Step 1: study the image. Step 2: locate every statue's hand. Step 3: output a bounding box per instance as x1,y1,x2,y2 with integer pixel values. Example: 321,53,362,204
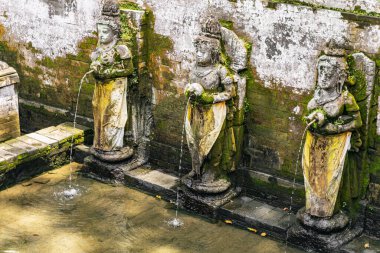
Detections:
198,92,214,104
185,83,204,102
320,123,338,134
306,111,325,127
90,61,102,73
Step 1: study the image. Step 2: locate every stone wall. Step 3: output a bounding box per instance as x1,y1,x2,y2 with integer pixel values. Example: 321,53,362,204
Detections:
0,0,380,208
0,63,20,142
144,0,380,207
0,0,101,129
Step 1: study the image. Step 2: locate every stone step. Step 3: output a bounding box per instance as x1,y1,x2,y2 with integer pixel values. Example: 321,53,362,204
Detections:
341,235,380,253
0,122,89,188
125,166,179,201
219,196,295,240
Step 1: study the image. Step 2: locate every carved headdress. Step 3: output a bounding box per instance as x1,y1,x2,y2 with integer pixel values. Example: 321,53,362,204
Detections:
97,0,121,35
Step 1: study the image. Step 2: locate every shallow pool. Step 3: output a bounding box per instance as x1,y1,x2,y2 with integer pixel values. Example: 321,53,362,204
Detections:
0,163,304,253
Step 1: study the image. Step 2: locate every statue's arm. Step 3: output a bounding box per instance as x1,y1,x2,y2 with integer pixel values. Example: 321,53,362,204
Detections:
211,65,235,103
319,92,362,134
338,93,362,132
98,45,133,78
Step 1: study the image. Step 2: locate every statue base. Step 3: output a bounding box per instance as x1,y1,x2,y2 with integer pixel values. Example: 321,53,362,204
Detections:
178,185,241,218
182,176,231,194
287,208,363,252
82,155,126,183
90,146,134,163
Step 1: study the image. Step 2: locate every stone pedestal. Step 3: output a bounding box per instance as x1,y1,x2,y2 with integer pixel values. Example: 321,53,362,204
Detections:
83,155,127,183
0,61,20,142
179,186,240,218
287,208,364,252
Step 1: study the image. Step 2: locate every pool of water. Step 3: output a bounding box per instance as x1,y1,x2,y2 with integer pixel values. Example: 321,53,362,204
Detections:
0,163,304,253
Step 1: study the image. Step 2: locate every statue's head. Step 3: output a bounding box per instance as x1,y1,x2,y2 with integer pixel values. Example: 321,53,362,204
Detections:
194,36,220,66
317,55,347,93
194,15,221,66
97,0,120,45
97,18,119,45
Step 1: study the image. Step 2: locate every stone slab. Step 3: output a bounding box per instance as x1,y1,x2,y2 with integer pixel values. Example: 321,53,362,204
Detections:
0,122,86,181
179,186,241,219
341,235,380,253
125,167,179,201
27,132,58,146
83,155,178,201
128,169,178,189
0,143,26,157
36,127,73,143
219,196,295,239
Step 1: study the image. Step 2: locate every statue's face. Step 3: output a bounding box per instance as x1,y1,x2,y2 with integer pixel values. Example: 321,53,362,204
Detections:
97,24,115,45
195,42,212,66
317,60,339,90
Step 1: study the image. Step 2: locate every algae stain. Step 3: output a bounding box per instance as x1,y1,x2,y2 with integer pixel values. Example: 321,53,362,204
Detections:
0,24,97,118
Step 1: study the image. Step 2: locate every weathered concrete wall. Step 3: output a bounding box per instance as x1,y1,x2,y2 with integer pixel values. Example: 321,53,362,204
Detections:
0,0,380,208
0,0,101,57
0,0,101,125
301,0,380,13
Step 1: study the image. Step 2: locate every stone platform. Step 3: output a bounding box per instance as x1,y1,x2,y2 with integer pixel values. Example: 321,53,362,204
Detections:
0,122,89,189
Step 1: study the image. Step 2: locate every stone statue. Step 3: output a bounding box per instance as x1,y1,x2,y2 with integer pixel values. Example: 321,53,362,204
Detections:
89,0,134,162
182,16,238,194
288,53,366,251
303,55,362,218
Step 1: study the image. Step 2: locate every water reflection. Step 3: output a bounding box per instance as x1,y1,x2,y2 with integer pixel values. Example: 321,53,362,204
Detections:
0,163,303,253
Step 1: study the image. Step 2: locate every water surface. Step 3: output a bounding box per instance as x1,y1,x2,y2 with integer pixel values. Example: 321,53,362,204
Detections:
0,163,303,253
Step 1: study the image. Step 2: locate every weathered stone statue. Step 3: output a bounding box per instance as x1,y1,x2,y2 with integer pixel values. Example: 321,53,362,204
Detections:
89,0,134,162
303,55,362,218
181,16,248,206
289,52,369,251
182,17,236,194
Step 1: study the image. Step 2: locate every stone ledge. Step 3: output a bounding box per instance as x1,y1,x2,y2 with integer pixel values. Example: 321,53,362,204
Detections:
341,235,380,253
83,161,299,241
0,122,89,189
267,1,380,25
219,196,295,239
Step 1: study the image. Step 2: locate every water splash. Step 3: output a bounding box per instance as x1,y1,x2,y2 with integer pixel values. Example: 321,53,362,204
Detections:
167,217,184,228
285,119,316,252
53,183,85,202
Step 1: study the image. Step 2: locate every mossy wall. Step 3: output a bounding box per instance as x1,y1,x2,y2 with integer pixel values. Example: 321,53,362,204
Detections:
0,23,97,131
1,0,380,210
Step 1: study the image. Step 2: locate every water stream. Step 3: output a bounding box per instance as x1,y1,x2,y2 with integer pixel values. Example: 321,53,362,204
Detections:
284,119,316,252
63,70,94,199
167,100,189,228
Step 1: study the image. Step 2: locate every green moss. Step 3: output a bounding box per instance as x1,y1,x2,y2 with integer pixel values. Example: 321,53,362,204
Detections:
270,0,380,18
26,42,42,54
142,10,174,92
120,1,143,11
0,24,97,118
245,175,305,205
219,19,234,30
